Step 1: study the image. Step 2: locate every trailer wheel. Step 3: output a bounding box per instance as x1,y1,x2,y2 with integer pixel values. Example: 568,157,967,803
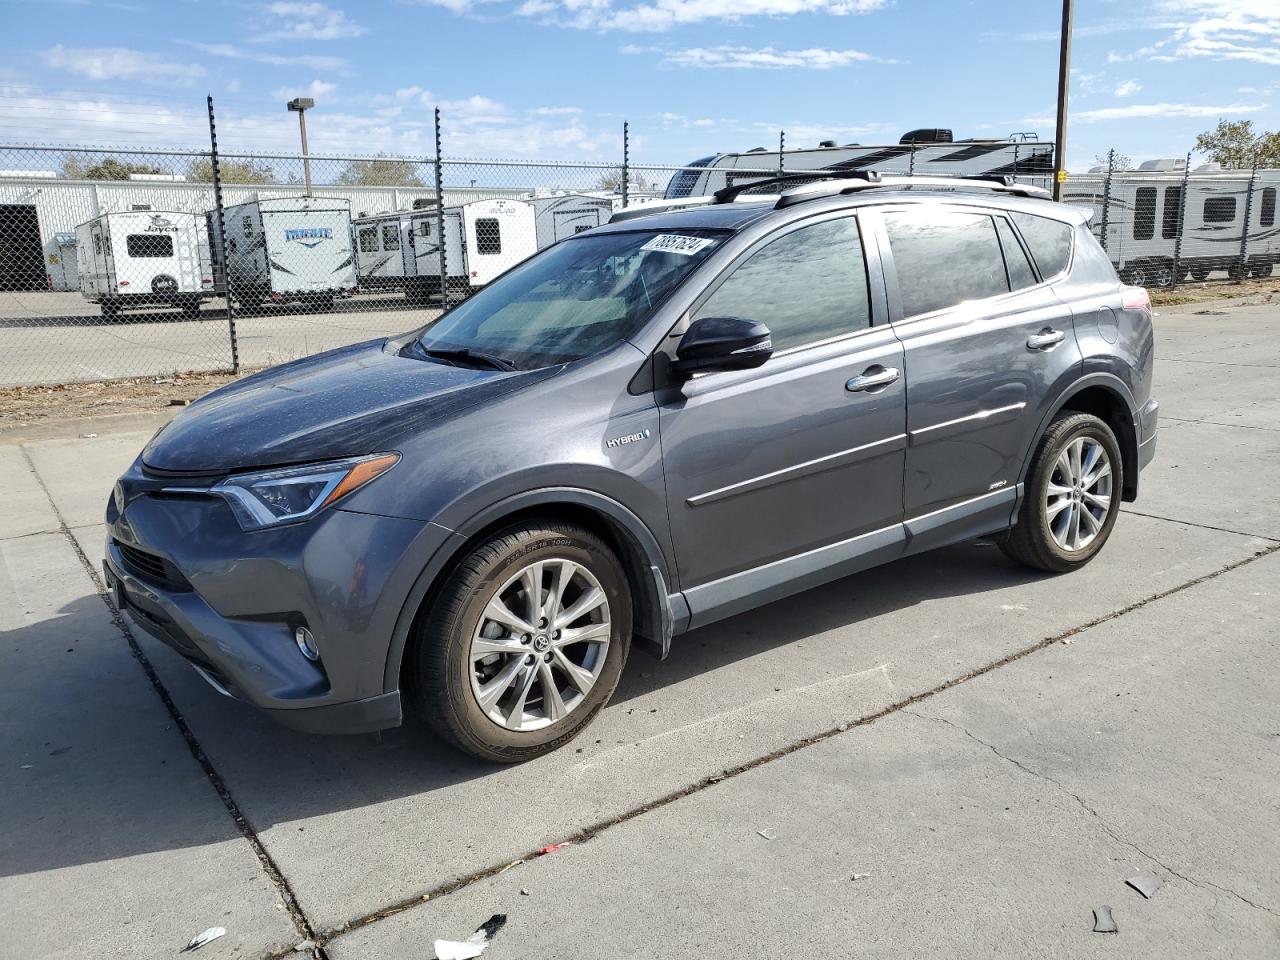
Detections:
1249,261,1274,279
1228,261,1247,281
1190,267,1211,282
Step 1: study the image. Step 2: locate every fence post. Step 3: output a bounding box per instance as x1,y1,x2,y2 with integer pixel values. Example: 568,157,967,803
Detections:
909,142,917,177
1239,153,1259,280
778,129,785,176
433,107,449,312
1170,151,1191,289
1099,148,1114,253
206,95,239,374
621,122,630,210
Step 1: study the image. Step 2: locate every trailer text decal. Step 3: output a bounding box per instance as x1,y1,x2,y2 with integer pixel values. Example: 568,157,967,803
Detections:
640,234,716,256
284,227,334,248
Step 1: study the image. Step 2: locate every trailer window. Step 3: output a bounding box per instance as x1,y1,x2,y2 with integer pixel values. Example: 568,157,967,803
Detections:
243,215,254,236
359,227,378,253
1134,187,1157,240
382,223,400,251
418,220,433,238
1260,188,1276,228
475,218,501,255
93,234,102,256
1161,187,1182,239
126,234,174,258
1203,197,1237,223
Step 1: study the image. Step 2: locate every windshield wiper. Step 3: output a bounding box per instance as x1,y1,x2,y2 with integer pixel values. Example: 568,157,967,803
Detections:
411,344,520,372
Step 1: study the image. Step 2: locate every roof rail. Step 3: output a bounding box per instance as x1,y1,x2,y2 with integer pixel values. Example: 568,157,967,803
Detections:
712,169,881,205
773,173,1051,208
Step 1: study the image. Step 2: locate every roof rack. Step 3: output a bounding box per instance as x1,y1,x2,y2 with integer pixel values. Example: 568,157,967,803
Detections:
712,169,882,204
773,174,1051,208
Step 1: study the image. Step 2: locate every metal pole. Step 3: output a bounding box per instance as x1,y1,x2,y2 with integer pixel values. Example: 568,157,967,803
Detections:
297,110,312,196
621,122,629,210
206,95,239,374
1099,147,1114,253
1052,0,1074,201
1239,153,1259,280
1171,152,1191,288
433,107,449,312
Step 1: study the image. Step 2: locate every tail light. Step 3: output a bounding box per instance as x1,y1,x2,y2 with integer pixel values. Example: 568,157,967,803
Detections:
118,280,130,288
1121,286,1150,312
270,291,283,303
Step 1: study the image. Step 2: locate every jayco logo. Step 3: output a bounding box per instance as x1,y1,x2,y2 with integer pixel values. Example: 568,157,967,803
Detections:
145,215,178,233
284,227,333,248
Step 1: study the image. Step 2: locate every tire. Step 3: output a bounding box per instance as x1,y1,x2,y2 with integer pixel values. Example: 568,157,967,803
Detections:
1190,267,1210,282
1250,261,1273,279
406,521,632,762
1000,412,1124,574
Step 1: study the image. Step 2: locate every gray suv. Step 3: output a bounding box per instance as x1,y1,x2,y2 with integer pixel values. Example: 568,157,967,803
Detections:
104,174,1157,762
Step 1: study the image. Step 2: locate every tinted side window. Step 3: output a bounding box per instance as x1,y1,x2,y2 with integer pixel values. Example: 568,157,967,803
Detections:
1162,187,1182,239
885,210,1009,318
995,216,1037,290
1011,212,1074,278
694,216,869,352
1261,188,1276,228
1134,187,1157,240
1204,197,1236,223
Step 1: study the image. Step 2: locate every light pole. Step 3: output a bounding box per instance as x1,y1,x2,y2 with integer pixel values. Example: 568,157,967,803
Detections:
1052,0,1073,201
287,97,314,196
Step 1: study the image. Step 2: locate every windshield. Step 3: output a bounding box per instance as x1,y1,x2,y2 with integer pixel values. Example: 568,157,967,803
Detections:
416,228,725,368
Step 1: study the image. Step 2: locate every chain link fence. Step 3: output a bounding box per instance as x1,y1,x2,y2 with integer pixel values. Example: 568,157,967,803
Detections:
5,117,1270,390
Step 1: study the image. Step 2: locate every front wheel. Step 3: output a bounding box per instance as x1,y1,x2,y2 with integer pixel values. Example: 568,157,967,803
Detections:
1001,412,1123,573
407,521,632,762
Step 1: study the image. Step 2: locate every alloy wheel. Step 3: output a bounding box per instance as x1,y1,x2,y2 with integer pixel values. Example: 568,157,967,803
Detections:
469,558,611,731
1046,436,1113,552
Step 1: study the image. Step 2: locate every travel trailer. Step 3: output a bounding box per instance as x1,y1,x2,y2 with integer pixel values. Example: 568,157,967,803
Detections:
1063,160,1280,285
353,207,468,298
75,211,212,319
209,196,357,309
662,131,1054,198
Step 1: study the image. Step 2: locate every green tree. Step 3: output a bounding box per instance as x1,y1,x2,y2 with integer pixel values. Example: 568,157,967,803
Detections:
187,157,275,184
1093,151,1132,171
1194,120,1280,169
336,156,425,187
61,155,167,180
596,169,653,192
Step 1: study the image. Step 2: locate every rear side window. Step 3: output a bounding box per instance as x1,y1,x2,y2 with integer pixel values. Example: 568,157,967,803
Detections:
995,217,1037,290
1162,187,1182,239
475,218,502,255
1011,212,1074,279
1134,187,1157,240
885,210,1009,318
1204,197,1236,223
694,216,870,352
1261,188,1276,228
126,234,174,258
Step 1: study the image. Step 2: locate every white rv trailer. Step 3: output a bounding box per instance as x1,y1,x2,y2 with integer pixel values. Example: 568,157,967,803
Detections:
209,196,357,309
1063,160,1280,285
353,206,468,298
662,130,1054,199
75,211,212,319
457,194,610,286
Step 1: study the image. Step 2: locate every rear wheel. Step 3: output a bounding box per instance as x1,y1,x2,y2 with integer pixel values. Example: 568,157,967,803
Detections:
1001,412,1123,573
407,521,632,762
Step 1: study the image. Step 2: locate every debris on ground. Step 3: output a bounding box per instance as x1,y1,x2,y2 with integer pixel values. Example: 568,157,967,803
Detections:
1092,906,1118,934
496,858,525,874
180,927,226,952
851,873,871,881
1125,869,1165,899
433,914,507,960
757,829,778,841
538,842,571,855
292,939,315,953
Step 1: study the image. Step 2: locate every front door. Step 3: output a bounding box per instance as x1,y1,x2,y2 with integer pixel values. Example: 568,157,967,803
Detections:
658,213,908,626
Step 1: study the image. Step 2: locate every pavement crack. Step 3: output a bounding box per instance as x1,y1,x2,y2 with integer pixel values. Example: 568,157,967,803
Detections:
1161,415,1280,434
1119,508,1280,543
18,446,327,960
908,711,1280,920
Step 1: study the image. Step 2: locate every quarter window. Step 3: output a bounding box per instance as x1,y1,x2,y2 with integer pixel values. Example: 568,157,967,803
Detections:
694,216,870,353
885,210,1009,318
126,234,174,258
475,218,502,255
358,227,378,253
1011,212,1074,279
1261,188,1276,228
1134,187,1157,240
995,216,1037,290
1203,197,1237,223
1162,187,1182,239
382,223,400,251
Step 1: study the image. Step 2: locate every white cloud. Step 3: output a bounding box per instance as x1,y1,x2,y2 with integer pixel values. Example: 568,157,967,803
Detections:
530,106,584,115
39,45,202,82
660,45,887,68
1130,1,1280,66
272,80,339,102
180,41,348,71
522,0,887,32
260,2,367,41
1114,79,1142,97
1075,101,1269,122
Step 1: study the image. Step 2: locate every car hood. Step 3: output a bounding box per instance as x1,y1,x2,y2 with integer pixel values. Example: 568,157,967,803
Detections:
142,339,555,474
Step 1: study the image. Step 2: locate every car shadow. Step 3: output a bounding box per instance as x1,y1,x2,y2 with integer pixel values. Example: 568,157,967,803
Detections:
0,537,1047,879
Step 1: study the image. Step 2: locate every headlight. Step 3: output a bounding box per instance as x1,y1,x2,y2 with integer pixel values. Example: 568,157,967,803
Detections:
178,453,399,531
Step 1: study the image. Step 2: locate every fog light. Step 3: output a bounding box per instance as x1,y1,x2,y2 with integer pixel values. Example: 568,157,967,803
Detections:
294,625,320,662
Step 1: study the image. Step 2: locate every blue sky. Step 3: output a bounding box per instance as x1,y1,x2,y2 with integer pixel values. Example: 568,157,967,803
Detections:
0,0,1276,168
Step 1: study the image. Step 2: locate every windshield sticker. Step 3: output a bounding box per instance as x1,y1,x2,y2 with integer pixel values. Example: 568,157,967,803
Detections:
640,234,716,256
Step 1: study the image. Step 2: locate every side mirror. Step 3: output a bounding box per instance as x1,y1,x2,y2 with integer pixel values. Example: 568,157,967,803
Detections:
672,316,773,376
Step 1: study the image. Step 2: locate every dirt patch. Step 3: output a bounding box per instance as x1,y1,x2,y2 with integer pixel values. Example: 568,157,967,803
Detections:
0,368,261,429
1150,277,1280,307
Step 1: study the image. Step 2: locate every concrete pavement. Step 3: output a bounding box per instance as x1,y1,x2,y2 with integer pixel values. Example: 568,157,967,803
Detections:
2,298,1278,958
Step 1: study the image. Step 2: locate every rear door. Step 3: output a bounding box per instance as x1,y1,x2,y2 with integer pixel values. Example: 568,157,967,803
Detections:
868,202,1082,548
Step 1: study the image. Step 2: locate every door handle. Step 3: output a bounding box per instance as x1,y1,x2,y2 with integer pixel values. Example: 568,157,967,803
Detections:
1026,329,1066,350
846,366,900,393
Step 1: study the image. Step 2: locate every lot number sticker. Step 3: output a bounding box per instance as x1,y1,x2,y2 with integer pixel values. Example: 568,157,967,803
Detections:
641,234,716,256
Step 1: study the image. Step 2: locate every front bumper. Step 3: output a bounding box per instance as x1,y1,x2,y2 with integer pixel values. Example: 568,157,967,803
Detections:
105,479,449,735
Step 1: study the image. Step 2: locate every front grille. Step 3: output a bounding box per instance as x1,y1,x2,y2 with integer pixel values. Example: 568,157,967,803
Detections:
114,540,190,591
